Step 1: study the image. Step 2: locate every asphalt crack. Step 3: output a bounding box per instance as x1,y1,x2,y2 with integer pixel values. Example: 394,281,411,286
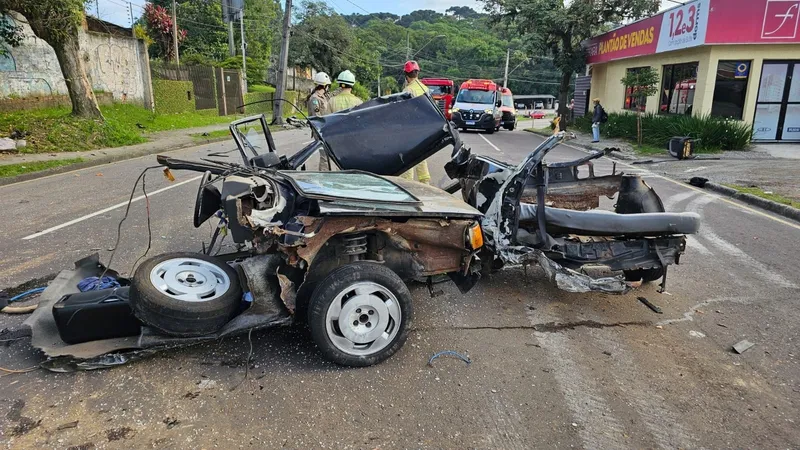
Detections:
412,320,650,333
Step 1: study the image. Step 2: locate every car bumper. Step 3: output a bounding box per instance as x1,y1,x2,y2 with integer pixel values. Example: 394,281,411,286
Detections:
452,112,496,129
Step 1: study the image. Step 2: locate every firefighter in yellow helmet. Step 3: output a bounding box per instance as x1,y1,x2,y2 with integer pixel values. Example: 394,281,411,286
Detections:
399,60,431,184
329,70,363,112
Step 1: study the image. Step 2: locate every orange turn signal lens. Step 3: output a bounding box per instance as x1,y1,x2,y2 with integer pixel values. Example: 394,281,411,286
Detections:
468,223,483,249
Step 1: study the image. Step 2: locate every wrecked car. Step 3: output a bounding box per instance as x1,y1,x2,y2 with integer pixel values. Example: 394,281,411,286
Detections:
26,92,699,370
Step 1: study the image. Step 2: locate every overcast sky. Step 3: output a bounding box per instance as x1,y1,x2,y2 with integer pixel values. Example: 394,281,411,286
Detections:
91,0,676,29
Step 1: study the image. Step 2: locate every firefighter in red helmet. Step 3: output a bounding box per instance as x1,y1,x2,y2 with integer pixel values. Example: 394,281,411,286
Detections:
399,60,431,184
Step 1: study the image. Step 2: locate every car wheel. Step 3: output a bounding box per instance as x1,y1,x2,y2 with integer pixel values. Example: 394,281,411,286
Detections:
624,267,664,283
486,127,494,134
308,262,412,367
130,252,242,337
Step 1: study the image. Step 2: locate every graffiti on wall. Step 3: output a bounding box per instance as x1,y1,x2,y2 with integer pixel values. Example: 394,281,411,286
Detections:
0,12,146,103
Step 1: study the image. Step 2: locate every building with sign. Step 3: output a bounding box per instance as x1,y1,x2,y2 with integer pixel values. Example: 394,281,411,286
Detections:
583,0,800,142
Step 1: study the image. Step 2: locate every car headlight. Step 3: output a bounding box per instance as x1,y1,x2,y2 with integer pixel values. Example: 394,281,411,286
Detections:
484,109,493,114
451,107,460,113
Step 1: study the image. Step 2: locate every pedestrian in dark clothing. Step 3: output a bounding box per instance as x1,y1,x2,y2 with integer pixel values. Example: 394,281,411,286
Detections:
591,98,604,143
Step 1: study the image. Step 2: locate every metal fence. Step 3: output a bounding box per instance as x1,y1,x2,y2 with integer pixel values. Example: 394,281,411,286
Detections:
150,62,242,115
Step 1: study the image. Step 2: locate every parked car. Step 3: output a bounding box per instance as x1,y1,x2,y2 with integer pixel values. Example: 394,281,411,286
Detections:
534,101,544,109
529,110,546,119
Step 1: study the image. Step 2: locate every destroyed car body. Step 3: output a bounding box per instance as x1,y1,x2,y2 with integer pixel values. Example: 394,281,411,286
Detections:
26,92,699,370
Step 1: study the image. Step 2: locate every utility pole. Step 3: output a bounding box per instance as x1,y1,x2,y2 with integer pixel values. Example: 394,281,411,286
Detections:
172,0,179,65
228,22,236,56
503,48,510,88
273,0,292,125
129,2,135,35
377,74,381,96
239,10,247,93
405,30,410,61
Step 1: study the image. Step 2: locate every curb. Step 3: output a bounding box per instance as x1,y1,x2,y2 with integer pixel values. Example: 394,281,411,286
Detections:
523,129,638,160
699,180,800,223
0,135,232,187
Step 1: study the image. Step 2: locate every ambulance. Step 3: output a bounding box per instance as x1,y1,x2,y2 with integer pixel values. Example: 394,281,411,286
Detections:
449,79,502,133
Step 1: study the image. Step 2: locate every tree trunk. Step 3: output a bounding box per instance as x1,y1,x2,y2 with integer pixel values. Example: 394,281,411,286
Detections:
50,29,103,119
557,69,572,128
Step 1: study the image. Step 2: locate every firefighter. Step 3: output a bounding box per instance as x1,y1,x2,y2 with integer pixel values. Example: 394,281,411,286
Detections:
329,70,363,112
399,60,431,184
306,71,332,170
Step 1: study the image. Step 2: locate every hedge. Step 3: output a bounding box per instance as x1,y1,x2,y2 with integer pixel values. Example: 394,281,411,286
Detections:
242,90,306,117
152,79,195,114
575,112,752,152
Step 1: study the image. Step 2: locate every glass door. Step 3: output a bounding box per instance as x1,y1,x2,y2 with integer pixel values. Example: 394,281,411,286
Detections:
753,61,800,141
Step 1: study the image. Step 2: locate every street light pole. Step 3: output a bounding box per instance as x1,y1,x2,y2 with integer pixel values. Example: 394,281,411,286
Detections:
240,9,247,93
172,0,179,65
503,48,510,88
273,0,292,125
406,31,410,61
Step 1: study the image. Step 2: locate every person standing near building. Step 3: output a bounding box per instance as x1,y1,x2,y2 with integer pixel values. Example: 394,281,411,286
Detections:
329,70,363,112
591,98,606,143
399,60,431,184
306,72,332,170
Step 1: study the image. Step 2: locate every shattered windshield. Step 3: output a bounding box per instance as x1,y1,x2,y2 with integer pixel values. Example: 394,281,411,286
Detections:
234,120,269,155
280,172,420,204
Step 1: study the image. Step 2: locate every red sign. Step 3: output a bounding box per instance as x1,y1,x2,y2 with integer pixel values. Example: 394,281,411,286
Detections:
585,15,662,64
585,0,800,64
706,0,800,43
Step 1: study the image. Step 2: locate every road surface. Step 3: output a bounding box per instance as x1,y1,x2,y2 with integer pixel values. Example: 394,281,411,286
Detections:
1,124,799,448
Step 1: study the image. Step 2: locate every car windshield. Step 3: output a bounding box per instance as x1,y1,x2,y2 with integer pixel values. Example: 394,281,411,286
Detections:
502,94,514,107
428,85,450,95
233,118,269,156
456,89,494,104
279,171,420,204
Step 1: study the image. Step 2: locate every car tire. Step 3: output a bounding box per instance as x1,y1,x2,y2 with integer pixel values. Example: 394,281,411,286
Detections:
486,127,494,134
308,262,412,367
130,252,242,337
624,268,664,283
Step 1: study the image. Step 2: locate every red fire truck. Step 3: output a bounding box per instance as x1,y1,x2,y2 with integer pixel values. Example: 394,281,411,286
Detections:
421,78,455,120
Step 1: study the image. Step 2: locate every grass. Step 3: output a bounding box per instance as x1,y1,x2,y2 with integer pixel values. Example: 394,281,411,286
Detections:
192,129,232,140
248,84,276,93
723,184,800,209
633,144,668,156
0,104,234,154
0,158,84,178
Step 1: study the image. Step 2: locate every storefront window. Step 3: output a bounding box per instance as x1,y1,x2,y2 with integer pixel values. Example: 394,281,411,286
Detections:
623,67,650,112
660,62,698,115
710,61,751,120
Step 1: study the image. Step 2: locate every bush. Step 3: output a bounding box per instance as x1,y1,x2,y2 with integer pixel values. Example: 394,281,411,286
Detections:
352,82,371,101
577,112,752,151
152,79,195,114
219,56,266,86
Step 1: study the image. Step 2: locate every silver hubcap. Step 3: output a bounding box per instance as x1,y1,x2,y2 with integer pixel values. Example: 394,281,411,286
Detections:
149,258,231,302
325,282,402,356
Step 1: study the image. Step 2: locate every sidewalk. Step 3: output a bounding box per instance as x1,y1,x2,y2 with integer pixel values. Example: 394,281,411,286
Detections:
534,127,800,204
0,123,231,168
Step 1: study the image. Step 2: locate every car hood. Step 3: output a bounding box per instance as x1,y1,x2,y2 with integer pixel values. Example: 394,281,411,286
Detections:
308,93,457,177
454,101,494,111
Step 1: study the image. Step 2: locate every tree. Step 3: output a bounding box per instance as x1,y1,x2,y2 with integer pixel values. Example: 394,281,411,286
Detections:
1,1,102,118
289,1,356,76
482,0,660,119
620,66,659,145
143,3,187,62
446,6,482,20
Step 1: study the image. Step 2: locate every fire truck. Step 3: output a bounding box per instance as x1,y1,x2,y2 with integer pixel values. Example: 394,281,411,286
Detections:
450,79,502,133
421,78,455,120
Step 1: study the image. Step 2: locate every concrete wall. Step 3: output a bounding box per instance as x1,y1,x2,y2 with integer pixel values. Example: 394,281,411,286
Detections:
589,44,800,125
0,12,152,108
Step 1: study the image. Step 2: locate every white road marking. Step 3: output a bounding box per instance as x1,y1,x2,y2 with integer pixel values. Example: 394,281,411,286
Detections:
663,190,699,212
657,296,752,326
22,175,202,240
686,235,713,256
478,134,503,152
686,195,797,289
527,308,629,449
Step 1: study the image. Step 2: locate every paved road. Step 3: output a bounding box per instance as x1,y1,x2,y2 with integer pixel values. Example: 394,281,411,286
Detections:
1,124,799,448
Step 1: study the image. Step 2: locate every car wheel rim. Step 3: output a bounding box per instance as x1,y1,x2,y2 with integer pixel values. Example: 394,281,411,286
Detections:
149,257,231,302
324,281,402,356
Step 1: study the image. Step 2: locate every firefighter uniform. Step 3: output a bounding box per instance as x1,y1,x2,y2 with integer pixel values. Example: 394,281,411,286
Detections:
329,91,363,112
400,78,431,184
307,90,331,171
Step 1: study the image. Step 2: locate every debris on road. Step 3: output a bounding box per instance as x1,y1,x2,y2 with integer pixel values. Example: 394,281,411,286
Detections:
428,350,471,367
197,379,218,390
57,421,79,431
689,330,706,338
733,340,755,354
637,296,663,314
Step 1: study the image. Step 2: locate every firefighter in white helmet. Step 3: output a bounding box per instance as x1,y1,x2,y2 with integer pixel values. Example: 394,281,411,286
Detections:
306,71,332,170
329,70,363,112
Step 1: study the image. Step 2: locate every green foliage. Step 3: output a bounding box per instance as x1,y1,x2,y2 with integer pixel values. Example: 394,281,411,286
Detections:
0,13,23,56
249,84,276,93
575,112,752,152
0,158,85,178
243,90,306,116
351,82,370,101
620,67,660,100
0,103,233,154
290,1,356,76
723,184,800,209
219,56,266,85
482,0,659,115
152,79,195,114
